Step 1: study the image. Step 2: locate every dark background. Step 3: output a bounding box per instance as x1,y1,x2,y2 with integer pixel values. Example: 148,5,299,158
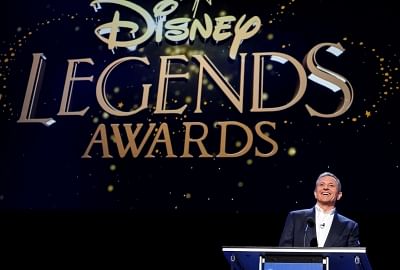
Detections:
1,0,399,268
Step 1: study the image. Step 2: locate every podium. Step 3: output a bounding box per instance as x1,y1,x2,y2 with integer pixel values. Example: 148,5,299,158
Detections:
222,246,372,270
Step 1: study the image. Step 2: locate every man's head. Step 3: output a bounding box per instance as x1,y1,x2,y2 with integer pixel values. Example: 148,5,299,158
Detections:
314,172,343,208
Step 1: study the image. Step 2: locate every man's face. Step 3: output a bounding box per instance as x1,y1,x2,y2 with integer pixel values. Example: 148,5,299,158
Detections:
314,175,342,206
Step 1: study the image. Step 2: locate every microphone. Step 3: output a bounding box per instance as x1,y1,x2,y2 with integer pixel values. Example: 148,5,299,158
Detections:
306,217,315,228
303,217,315,247
310,237,318,247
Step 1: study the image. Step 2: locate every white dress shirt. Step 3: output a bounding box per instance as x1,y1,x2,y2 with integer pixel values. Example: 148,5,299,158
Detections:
315,204,335,247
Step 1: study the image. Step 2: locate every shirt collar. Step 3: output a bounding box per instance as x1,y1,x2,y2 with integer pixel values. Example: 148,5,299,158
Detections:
315,204,335,215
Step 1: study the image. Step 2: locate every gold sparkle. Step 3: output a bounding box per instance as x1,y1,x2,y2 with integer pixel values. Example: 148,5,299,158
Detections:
117,102,124,108
288,147,296,157
185,96,192,104
107,185,114,192
219,10,227,16
102,112,109,119
113,87,120,93
365,111,371,118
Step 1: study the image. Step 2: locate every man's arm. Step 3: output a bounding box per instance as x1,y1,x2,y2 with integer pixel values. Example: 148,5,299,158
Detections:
279,212,295,246
348,222,361,247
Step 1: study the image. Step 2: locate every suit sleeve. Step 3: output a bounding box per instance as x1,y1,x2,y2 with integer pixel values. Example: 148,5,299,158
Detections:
348,222,361,247
279,212,295,246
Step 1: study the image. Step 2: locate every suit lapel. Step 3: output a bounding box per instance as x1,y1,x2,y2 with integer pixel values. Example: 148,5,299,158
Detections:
324,213,341,247
307,208,317,245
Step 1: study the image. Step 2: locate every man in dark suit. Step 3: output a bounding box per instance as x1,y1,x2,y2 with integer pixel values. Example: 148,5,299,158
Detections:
279,172,360,247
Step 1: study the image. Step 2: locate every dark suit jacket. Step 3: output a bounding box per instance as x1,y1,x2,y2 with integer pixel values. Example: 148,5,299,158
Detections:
279,207,360,247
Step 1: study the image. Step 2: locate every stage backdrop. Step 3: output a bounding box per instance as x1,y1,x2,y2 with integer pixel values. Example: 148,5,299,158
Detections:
1,0,399,268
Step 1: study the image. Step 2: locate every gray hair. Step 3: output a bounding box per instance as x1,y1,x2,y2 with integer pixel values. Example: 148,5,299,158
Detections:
316,172,342,192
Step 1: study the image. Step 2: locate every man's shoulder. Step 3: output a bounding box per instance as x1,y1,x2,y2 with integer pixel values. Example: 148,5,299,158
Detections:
289,207,314,216
336,213,358,225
